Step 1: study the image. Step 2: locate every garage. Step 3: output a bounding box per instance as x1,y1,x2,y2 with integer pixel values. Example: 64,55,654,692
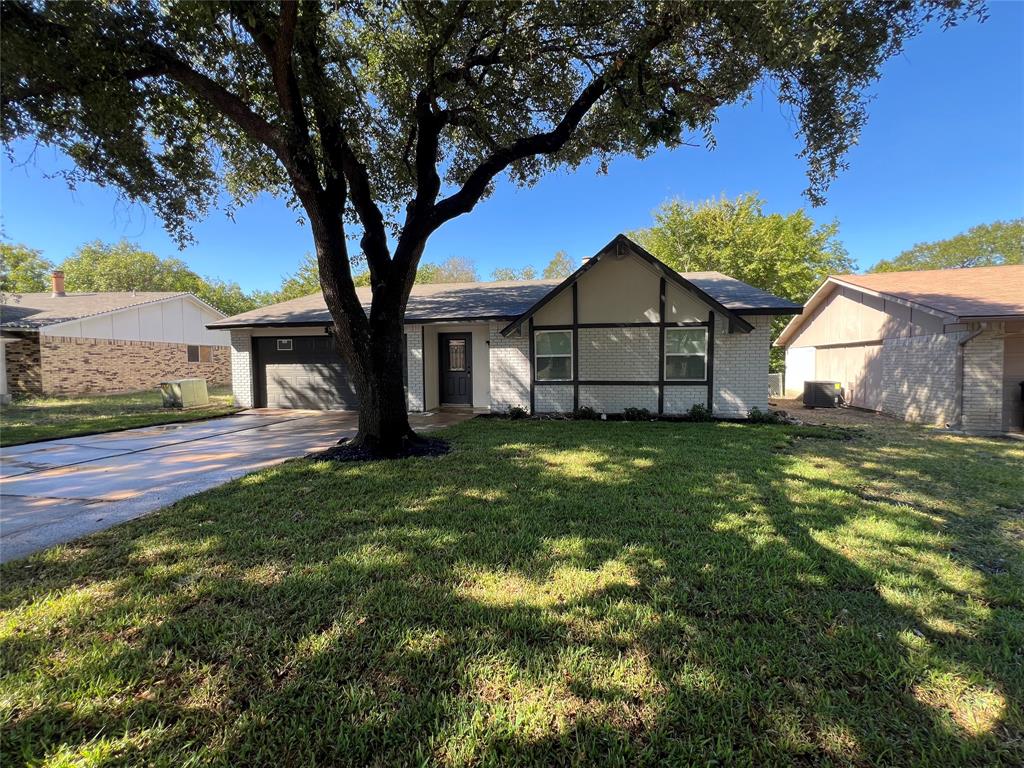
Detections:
254,336,359,410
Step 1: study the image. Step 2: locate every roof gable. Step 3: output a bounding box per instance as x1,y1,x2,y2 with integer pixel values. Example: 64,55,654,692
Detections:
501,234,801,336
775,264,1024,347
832,265,1024,319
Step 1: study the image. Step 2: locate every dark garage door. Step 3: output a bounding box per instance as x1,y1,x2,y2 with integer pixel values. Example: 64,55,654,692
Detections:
255,336,359,410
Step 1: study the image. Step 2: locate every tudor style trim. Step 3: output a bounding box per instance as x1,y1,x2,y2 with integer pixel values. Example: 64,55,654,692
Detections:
528,317,535,414
706,310,716,410
572,283,580,411
658,277,666,414
500,234,754,336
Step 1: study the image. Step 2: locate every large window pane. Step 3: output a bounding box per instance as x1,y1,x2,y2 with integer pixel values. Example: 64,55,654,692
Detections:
536,330,571,356
536,355,572,381
665,355,706,381
665,328,707,355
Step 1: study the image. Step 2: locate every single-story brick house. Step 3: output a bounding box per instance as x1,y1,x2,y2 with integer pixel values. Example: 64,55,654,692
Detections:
209,235,801,418
776,264,1024,434
0,271,231,400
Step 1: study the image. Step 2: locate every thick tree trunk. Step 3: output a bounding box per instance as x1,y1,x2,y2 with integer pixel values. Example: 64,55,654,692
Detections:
347,315,417,455
304,187,425,457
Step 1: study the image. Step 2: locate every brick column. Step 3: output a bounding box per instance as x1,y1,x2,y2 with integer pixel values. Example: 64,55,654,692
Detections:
229,330,254,408
962,324,1005,434
488,322,530,412
406,325,425,412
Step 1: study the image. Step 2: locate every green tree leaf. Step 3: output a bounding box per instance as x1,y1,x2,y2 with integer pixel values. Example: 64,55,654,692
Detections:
0,243,54,294
632,193,854,371
871,219,1023,272
543,251,574,280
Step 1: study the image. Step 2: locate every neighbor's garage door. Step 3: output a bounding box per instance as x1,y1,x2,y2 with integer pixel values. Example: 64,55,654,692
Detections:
255,336,359,410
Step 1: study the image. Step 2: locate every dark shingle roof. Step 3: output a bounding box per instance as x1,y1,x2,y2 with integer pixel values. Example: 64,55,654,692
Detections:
0,292,191,330
680,271,803,313
210,271,799,330
207,281,563,328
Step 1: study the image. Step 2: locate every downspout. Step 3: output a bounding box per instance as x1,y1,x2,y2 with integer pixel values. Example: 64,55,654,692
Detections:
956,323,986,429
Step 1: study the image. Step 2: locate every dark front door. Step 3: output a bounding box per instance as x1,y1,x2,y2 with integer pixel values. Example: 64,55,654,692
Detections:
439,333,472,405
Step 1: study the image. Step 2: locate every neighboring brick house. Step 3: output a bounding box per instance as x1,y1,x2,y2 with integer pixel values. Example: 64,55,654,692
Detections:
209,235,800,419
0,271,230,400
776,265,1024,434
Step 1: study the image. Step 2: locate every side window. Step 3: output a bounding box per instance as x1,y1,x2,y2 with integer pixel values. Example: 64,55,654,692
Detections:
198,345,212,363
664,327,708,381
186,344,199,363
535,330,573,381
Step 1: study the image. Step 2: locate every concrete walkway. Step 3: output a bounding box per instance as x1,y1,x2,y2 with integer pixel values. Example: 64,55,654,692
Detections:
1,409,470,563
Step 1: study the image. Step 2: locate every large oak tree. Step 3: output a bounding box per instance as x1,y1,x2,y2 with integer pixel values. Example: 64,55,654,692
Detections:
1,0,980,453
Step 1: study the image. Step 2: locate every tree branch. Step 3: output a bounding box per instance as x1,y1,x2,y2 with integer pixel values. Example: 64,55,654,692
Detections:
428,74,609,229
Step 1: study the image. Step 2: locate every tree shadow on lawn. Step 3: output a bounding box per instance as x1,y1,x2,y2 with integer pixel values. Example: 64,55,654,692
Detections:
1,420,1021,766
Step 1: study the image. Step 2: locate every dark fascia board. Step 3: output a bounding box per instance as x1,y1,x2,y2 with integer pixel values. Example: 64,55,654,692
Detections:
958,314,1024,322
733,306,804,316
500,234,755,336
206,315,518,331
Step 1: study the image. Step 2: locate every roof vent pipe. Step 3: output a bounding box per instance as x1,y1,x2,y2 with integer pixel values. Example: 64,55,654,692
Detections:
51,270,66,297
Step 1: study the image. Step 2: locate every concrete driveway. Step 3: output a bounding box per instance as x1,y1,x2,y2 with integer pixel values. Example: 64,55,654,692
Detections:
1,409,470,563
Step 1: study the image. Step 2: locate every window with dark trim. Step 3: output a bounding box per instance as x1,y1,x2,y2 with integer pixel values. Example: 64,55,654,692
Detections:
664,327,707,381
535,330,573,381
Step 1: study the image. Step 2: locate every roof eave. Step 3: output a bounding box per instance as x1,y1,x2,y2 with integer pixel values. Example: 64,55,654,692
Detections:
207,314,519,330
958,313,1024,322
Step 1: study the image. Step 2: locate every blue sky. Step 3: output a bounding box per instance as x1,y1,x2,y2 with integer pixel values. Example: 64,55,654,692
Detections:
2,3,1022,293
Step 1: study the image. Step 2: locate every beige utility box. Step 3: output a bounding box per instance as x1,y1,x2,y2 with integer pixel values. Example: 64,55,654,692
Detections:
159,378,210,409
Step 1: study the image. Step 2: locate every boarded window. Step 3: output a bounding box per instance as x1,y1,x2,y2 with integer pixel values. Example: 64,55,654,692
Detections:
187,345,213,363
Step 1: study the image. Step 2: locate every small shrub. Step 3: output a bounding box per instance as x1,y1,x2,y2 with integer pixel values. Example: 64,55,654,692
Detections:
747,406,784,424
687,403,713,422
622,407,652,421
572,406,601,420
507,405,529,420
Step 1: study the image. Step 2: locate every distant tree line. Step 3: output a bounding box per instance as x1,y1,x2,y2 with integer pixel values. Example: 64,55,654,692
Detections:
0,241,578,314
4,207,1014,319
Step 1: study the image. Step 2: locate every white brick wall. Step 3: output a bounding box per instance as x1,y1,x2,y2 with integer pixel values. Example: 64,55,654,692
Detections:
579,384,658,413
962,325,1004,433
712,315,772,418
578,327,659,379
663,385,707,415
536,384,574,412
488,322,530,412
405,325,424,412
228,314,774,420
229,329,254,408
879,332,963,426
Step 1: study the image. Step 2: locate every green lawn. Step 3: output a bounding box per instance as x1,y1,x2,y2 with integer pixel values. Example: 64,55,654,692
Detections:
0,388,240,446
1,419,1021,766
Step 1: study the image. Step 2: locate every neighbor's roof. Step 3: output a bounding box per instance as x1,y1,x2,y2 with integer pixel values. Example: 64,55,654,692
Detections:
775,264,1024,347
0,291,204,330
831,265,1024,319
